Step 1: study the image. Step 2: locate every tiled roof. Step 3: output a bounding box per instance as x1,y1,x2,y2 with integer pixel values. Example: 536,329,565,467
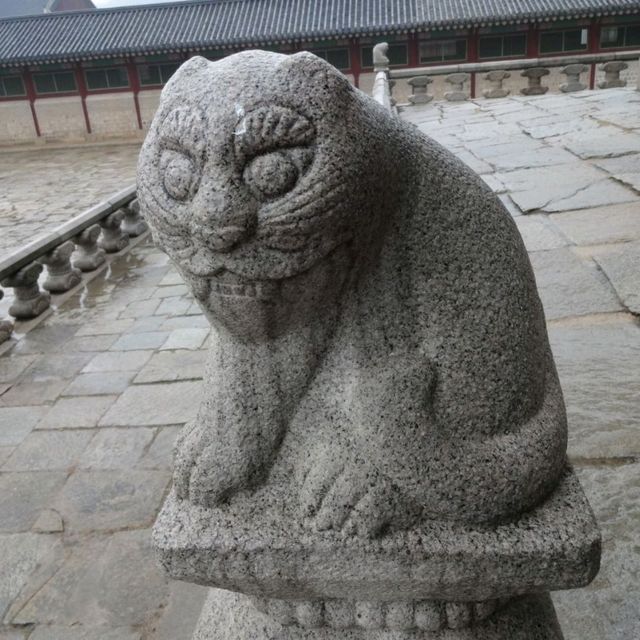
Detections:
1,0,639,66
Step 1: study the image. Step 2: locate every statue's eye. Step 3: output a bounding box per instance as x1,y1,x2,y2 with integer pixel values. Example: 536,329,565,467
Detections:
243,151,299,200
160,149,197,201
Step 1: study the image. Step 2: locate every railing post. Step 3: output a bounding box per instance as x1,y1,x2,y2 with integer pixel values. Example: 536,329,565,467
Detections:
482,70,511,98
598,61,628,88
373,42,390,74
407,76,433,104
73,224,107,271
39,240,82,293
561,63,589,92
444,73,470,101
1,262,50,320
121,198,148,237
98,210,130,253
0,290,14,344
521,68,550,95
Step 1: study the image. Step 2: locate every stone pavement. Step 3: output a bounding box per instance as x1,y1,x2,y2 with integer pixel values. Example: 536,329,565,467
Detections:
0,143,140,255
0,88,638,639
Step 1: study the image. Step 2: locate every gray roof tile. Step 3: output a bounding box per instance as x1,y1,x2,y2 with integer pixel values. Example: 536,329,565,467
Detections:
1,0,639,66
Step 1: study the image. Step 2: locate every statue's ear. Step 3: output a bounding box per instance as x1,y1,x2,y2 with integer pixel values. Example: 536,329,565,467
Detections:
167,56,209,88
281,51,354,97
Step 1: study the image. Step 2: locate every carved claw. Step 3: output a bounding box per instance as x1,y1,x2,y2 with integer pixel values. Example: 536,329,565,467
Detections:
301,450,410,538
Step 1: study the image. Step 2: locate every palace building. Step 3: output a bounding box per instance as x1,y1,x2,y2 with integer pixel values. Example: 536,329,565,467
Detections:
0,0,639,144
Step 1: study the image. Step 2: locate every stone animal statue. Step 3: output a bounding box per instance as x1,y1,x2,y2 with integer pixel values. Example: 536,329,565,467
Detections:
138,51,567,538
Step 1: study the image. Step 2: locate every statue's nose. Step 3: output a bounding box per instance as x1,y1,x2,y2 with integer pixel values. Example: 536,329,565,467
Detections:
190,177,255,251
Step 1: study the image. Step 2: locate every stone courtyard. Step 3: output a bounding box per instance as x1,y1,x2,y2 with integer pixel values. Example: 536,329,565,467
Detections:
0,87,639,639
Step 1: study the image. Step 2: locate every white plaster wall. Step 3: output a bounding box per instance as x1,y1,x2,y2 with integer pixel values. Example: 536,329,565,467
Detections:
0,101,37,143
86,92,139,136
34,96,86,140
138,89,162,130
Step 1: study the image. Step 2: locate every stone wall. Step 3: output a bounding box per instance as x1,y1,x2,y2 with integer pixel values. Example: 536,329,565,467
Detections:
0,100,36,143
85,92,139,136
34,96,87,142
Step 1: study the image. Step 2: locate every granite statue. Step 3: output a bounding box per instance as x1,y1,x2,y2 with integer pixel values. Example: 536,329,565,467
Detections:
140,50,600,639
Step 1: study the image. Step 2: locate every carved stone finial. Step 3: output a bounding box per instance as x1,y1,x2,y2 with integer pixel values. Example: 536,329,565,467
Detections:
140,51,600,640
98,210,129,253
39,240,82,293
1,262,50,320
372,42,390,73
73,224,107,271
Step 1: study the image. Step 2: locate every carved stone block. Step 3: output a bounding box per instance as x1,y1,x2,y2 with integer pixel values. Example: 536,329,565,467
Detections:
98,210,129,253
1,262,50,320
39,240,82,293
560,63,589,93
408,75,433,104
73,224,107,271
483,70,511,99
444,72,469,101
138,51,600,640
521,68,550,95
598,61,628,89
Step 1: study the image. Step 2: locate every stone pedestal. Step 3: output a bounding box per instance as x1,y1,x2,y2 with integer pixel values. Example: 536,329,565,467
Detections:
121,199,148,237
444,73,469,101
98,210,129,253
598,61,627,89
73,224,107,271
560,64,589,93
39,240,82,293
521,68,550,95
155,469,599,640
1,262,50,320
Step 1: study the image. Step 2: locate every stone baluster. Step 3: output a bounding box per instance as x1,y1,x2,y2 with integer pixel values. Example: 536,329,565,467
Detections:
38,240,82,293
408,76,433,105
98,210,130,253
560,63,589,92
598,61,628,89
482,70,511,98
73,224,107,271
1,262,50,320
520,67,550,95
0,289,14,344
388,79,397,107
121,198,148,237
444,72,470,101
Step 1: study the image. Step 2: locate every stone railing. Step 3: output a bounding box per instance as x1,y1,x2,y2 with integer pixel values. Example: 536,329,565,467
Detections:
371,42,398,115
381,49,640,105
0,184,145,344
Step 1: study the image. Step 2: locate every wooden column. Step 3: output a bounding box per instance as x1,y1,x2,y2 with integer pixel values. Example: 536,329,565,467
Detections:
22,69,41,137
588,20,600,89
75,64,92,135
349,39,361,88
127,61,143,130
527,23,539,58
468,29,479,98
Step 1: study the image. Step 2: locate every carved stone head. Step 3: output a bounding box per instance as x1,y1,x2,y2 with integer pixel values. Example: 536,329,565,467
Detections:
138,51,395,340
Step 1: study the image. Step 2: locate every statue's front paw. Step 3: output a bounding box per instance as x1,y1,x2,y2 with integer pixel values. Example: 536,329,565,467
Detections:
173,423,247,507
300,451,412,538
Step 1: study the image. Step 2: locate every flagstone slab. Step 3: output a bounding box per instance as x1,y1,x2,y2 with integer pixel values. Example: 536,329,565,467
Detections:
80,428,155,469
0,380,67,407
36,396,117,430
593,242,640,314
133,351,206,384
2,430,94,471
62,372,133,397
0,472,67,533
99,381,201,426
515,215,569,252
82,350,153,374
553,462,640,640
529,249,622,319
0,407,47,446
0,533,60,620
549,316,640,460
551,202,640,245
52,470,170,533
558,127,640,159
12,530,168,628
